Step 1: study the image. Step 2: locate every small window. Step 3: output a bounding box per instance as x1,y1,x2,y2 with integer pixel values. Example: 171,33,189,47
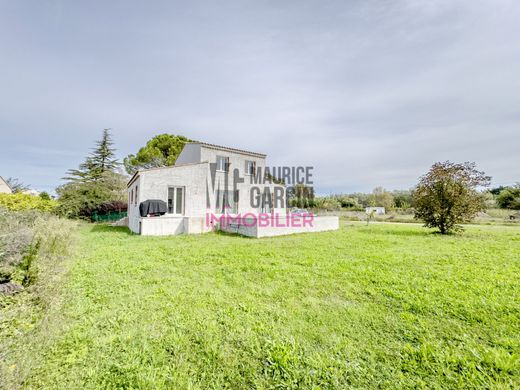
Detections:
135,185,138,205
168,186,184,215
216,156,229,172
130,189,134,205
245,160,256,175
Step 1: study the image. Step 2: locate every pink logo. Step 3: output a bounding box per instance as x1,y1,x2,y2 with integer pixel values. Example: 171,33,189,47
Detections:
205,212,314,228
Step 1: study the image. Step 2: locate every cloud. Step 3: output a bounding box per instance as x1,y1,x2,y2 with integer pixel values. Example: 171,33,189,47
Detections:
0,0,518,193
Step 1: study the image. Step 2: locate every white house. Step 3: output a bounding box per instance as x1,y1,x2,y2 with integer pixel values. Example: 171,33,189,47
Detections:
127,141,339,237
0,176,12,194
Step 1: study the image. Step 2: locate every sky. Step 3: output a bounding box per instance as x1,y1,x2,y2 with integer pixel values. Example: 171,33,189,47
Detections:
1,0,519,194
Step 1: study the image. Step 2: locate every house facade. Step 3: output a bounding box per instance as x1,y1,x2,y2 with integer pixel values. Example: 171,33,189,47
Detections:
0,176,12,194
127,142,287,236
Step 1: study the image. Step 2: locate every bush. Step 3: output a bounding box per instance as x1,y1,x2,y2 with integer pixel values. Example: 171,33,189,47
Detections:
336,195,360,209
94,200,128,215
0,208,77,285
55,171,127,219
496,186,520,210
313,197,342,211
0,193,57,212
412,161,490,234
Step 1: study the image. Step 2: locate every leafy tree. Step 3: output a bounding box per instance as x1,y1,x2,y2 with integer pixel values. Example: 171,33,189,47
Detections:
123,134,191,174
393,190,413,209
337,195,361,209
65,129,119,182
56,171,127,218
412,161,490,234
368,187,394,210
5,177,30,193
288,184,315,208
39,191,51,201
313,196,342,211
490,186,506,195
495,184,520,210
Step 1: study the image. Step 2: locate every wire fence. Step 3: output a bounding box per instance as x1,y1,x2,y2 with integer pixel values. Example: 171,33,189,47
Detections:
91,211,127,222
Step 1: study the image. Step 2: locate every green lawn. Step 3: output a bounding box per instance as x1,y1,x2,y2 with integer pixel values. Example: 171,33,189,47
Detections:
2,223,520,388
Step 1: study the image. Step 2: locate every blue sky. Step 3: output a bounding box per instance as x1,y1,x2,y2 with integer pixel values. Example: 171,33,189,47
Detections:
1,0,519,194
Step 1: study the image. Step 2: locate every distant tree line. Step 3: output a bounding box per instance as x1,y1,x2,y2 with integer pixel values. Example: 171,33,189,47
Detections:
289,186,413,211
490,184,520,210
296,180,518,212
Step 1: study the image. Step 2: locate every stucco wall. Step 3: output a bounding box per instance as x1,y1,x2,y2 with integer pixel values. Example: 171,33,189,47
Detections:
128,176,141,233
140,216,185,236
219,216,340,238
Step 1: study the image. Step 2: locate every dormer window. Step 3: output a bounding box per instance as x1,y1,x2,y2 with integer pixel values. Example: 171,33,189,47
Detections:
216,155,229,172
245,160,256,175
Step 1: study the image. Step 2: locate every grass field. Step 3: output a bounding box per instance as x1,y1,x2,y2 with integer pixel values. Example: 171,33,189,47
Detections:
1,222,519,388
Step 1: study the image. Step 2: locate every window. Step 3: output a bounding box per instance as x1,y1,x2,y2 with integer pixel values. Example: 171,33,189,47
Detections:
168,186,184,215
130,189,134,206
245,160,256,175
215,190,239,214
135,185,138,205
216,155,229,172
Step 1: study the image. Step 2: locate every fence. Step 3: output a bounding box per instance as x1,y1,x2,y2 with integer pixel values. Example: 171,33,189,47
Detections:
91,211,127,223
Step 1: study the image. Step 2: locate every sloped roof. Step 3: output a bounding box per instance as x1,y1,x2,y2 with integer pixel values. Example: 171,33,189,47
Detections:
187,141,266,158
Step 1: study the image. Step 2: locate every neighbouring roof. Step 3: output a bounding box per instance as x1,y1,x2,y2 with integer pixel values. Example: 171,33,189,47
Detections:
0,176,12,191
187,141,267,158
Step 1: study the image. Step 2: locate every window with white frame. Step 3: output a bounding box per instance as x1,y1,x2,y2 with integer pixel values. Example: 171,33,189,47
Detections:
245,160,256,175
167,186,185,215
216,155,229,172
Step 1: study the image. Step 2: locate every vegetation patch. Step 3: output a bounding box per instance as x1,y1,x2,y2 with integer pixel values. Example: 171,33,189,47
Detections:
1,223,518,388
0,193,57,213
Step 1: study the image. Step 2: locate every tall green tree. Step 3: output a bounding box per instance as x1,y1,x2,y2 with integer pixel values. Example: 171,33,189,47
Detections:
57,129,127,218
412,161,490,234
368,187,395,210
123,134,192,174
65,129,119,182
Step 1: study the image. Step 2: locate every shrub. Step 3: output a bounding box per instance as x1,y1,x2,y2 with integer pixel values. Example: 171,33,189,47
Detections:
412,161,490,234
0,208,77,285
0,193,57,212
313,197,342,211
94,200,128,215
337,195,360,209
55,171,127,219
496,186,520,210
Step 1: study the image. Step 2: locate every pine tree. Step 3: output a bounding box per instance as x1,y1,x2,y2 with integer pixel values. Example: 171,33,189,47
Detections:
90,128,119,175
65,129,119,182
58,129,127,218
